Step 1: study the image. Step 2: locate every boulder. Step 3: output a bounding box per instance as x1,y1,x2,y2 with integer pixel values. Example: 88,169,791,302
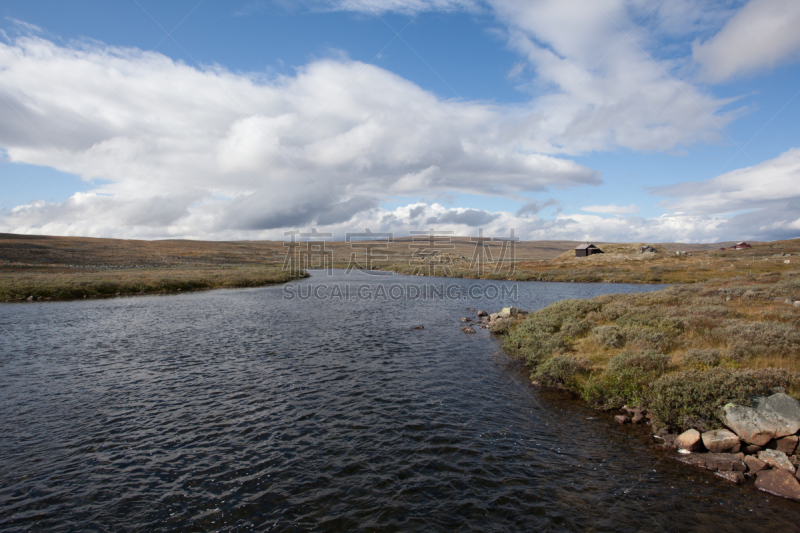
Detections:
499,306,519,318
461,326,476,334
489,312,500,321
795,301,800,308
677,453,746,472
701,429,740,453
720,403,780,446
477,310,488,317
632,411,646,424
715,471,745,484
675,429,703,452
752,393,800,438
755,469,800,501
744,455,767,475
614,415,630,425
758,449,796,473
742,444,763,455
460,317,470,322
767,435,799,456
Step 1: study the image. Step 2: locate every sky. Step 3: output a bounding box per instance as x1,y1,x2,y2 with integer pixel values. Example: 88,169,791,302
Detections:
0,0,798,243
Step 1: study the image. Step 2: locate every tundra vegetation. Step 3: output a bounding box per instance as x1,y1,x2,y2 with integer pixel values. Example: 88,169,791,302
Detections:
499,270,800,432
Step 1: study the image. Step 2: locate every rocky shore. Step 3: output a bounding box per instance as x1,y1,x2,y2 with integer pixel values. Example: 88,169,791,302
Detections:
459,306,800,503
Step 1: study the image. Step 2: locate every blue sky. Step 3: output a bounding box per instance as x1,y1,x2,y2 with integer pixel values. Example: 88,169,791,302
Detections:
0,0,798,242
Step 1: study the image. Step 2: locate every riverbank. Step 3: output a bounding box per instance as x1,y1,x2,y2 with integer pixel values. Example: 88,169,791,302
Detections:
483,269,800,500
0,265,307,301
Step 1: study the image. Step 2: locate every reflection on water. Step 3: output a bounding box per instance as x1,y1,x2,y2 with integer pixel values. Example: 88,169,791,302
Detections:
1,270,798,531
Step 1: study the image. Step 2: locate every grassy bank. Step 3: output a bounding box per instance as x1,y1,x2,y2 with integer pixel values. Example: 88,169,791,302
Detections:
384,239,800,284
497,269,800,432
0,265,307,301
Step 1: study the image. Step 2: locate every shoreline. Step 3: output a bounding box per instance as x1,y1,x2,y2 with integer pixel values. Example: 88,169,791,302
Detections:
0,265,309,302
474,272,800,502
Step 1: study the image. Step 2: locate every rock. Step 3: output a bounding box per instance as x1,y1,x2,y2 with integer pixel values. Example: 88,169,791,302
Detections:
768,435,799,456
677,453,746,472
477,310,488,317
758,449,796,473
412,325,424,330
489,312,500,321
742,444,763,455
499,306,519,318
460,317,469,322
663,434,678,446
461,326,475,334
481,317,490,324
726,296,732,301
675,429,703,452
720,403,780,446
716,471,745,484
26,295,33,301
795,301,800,307
614,415,630,425
755,469,800,501
729,442,741,454
744,455,767,475
752,393,800,438
632,411,646,424
701,429,740,453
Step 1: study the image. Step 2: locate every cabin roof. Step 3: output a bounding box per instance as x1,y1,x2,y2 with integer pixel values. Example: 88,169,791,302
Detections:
575,243,597,250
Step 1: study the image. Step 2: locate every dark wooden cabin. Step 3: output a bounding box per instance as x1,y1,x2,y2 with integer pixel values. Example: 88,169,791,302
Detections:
575,243,603,257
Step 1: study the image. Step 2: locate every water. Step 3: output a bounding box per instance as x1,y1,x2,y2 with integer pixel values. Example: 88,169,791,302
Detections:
1,270,799,532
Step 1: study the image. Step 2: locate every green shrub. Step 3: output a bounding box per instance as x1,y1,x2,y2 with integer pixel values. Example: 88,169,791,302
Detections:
592,325,625,349
532,355,592,392
684,348,722,369
503,299,601,367
581,367,655,409
722,320,800,353
622,326,676,353
647,368,794,431
608,350,671,374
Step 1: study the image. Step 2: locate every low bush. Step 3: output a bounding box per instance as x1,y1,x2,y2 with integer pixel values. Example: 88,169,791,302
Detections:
622,326,676,353
581,367,656,410
683,348,722,369
592,325,625,349
608,350,671,374
532,355,592,393
647,368,794,431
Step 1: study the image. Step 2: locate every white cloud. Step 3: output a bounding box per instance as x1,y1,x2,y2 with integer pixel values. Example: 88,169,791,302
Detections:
0,35,599,238
581,203,638,214
693,0,800,82
654,147,800,214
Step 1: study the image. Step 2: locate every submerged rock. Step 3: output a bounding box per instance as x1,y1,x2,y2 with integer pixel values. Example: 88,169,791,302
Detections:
755,469,800,501
477,310,488,317
701,429,740,453
461,326,476,334
614,415,630,425
715,471,745,484
677,453,746,472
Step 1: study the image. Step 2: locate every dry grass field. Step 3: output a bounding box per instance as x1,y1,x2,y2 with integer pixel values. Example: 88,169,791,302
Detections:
1,232,797,301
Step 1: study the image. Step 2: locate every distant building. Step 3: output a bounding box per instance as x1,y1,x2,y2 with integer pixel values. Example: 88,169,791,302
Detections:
732,242,751,250
719,247,727,251
575,243,603,258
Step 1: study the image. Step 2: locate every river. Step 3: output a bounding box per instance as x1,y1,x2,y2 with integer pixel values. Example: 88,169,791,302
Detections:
1,270,799,531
